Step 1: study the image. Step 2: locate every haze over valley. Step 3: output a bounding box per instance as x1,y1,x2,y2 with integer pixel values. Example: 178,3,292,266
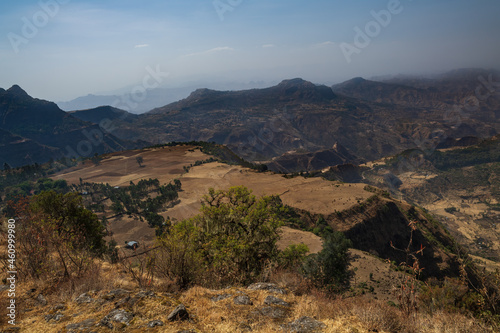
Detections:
1,1,499,332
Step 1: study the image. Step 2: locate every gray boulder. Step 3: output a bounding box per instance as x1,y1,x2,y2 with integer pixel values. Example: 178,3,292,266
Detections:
260,306,287,319
167,304,190,321
264,295,290,307
36,294,48,306
103,288,130,300
234,295,253,305
74,293,93,304
248,283,287,294
211,294,232,302
100,309,133,329
44,313,64,322
66,318,96,331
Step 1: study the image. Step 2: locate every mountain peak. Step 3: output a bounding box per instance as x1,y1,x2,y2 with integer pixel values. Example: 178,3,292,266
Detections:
186,88,221,100
7,85,29,97
350,77,366,84
277,78,315,88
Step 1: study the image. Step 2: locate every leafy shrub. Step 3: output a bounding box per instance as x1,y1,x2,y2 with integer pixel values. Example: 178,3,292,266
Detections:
153,186,285,288
278,243,309,269
302,231,352,291
154,220,204,289
444,207,457,214
7,191,106,281
193,186,284,285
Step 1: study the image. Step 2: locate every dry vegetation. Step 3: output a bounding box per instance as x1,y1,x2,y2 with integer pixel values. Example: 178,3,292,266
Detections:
0,256,494,333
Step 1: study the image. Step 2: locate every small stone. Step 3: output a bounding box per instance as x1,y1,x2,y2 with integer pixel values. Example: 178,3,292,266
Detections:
44,313,64,322
282,316,327,332
147,320,164,327
66,318,96,330
247,283,286,294
103,288,131,301
114,296,132,308
53,304,66,311
36,294,48,306
234,295,253,305
137,290,156,298
264,295,290,307
211,294,232,302
260,306,287,319
238,323,253,331
167,304,189,321
75,293,93,304
100,309,133,328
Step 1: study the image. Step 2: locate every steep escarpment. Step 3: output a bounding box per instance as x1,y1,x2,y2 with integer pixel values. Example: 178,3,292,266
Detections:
332,197,461,279
292,193,464,280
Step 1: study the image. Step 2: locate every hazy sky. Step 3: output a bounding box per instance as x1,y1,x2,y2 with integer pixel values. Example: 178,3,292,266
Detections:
1,0,499,101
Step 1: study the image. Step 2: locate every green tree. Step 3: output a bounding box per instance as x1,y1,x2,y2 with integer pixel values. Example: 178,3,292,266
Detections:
154,220,204,289
153,186,285,288
193,186,284,284
111,201,124,215
136,156,144,167
30,191,107,256
146,212,165,228
106,239,119,264
302,231,352,291
278,243,309,269
91,153,100,165
12,191,106,280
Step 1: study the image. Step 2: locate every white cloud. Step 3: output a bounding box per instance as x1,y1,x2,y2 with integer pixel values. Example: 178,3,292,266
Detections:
316,41,335,47
134,44,150,48
183,46,234,57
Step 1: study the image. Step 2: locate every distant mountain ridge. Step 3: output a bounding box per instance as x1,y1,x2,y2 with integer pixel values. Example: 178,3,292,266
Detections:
0,86,138,167
2,68,499,168
148,78,337,114
331,77,448,108
57,81,272,114
117,70,499,162
69,106,138,123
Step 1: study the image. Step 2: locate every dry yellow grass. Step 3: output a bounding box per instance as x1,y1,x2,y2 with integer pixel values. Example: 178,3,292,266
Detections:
1,256,495,333
277,226,323,254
